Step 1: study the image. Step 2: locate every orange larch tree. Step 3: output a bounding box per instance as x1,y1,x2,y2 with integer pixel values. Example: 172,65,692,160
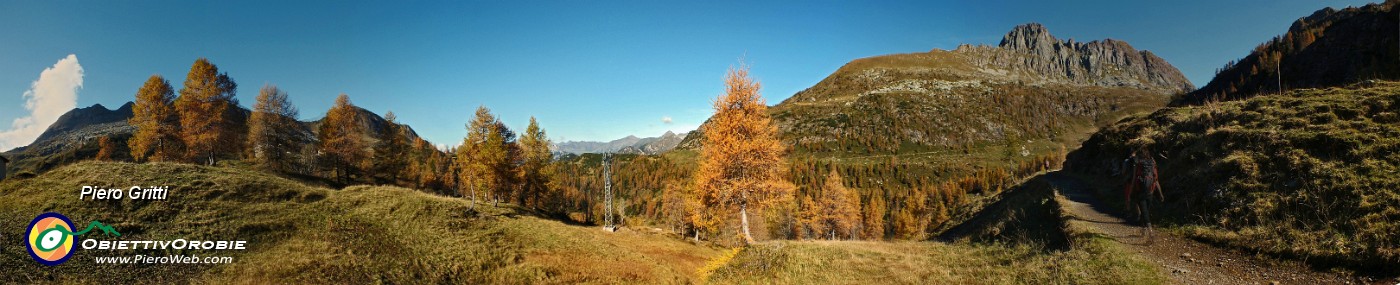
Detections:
247,84,304,173
694,62,794,245
128,75,182,162
518,116,552,208
861,192,888,240
372,111,410,184
175,58,240,165
96,136,116,161
817,169,861,240
317,94,369,184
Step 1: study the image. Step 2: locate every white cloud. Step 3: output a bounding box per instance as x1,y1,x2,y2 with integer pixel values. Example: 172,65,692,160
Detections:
661,116,673,124
0,54,83,151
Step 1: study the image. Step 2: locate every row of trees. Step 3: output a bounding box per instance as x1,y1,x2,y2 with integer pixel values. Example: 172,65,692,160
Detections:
451,106,553,209
123,58,560,202
128,58,240,165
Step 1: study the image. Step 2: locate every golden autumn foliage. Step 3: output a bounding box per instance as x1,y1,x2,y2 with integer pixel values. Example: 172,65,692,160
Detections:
95,136,116,161
247,84,304,173
821,170,862,240
795,169,861,240
371,111,410,184
694,63,794,244
175,58,240,165
657,180,692,234
457,106,518,208
318,94,369,183
518,117,552,208
128,75,182,162
860,192,887,239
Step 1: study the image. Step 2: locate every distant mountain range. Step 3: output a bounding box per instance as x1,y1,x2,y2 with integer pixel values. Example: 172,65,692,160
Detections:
554,130,686,155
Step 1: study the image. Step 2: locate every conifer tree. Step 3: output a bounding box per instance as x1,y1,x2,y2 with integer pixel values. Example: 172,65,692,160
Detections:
372,111,410,184
407,137,428,188
318,94,369,183
494,121,520,206
861,193,887,239
443,145,460,195
817,169,861,240
175,58,239,165
247,84,303,173
518,116,552,208
796,195,823,239
458,106,515,208
96,136,116,161
128,75,182,162
694,62,794,244
660,181,691,234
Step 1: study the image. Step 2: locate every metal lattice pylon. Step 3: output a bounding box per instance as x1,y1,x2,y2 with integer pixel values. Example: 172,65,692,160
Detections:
603,153,615,231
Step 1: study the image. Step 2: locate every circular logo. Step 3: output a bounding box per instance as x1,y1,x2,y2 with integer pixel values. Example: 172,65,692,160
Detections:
26,212,76,266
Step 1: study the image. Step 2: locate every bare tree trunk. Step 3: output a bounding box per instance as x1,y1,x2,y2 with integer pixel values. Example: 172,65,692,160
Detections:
740,203,755,245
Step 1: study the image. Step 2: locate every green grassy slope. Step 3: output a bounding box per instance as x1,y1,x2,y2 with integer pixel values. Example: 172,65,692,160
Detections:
0,162,718,284
1066,81,1400,273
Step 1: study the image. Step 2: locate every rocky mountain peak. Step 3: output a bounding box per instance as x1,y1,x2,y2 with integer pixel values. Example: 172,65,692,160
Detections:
999,23,1058,51
973,23,1195,93
32,101,135,144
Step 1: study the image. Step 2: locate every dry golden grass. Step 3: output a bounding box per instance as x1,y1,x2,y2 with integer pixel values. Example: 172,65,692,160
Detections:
1068,81,1400,274
707,238,1162,285
2,161,1169,284
0,161,720,284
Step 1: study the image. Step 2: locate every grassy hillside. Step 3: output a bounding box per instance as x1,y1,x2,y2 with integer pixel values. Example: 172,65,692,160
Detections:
0,161,718,284
1066,81,1400,273
703,171,1165,284
1,161,1177,284
705,238,1160,285
1182,1,1400,104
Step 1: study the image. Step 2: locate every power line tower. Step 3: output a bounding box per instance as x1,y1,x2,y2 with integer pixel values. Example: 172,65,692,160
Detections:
602,153,616,232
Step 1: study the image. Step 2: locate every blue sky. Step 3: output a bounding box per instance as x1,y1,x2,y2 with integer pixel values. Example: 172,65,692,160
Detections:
0,0,1378,149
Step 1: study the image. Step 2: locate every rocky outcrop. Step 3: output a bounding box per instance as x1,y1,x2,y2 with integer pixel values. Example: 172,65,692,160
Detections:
33,102,134,143
962,23,1194,94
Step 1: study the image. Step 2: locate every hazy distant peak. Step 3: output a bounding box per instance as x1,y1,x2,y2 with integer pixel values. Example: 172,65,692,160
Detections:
554,131,684,155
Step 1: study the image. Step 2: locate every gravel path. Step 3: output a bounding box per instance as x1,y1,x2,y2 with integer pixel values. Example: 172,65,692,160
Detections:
1044,171,1386,285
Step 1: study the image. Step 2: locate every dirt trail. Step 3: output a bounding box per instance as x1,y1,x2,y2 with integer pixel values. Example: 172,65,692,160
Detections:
1043,171,1382,285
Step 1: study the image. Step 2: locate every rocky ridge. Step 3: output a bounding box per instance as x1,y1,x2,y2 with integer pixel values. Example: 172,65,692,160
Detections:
680,23,1191,153
964,23,1194,94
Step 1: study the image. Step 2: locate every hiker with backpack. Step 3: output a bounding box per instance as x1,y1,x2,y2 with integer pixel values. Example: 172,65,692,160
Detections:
1123,146,1164,240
